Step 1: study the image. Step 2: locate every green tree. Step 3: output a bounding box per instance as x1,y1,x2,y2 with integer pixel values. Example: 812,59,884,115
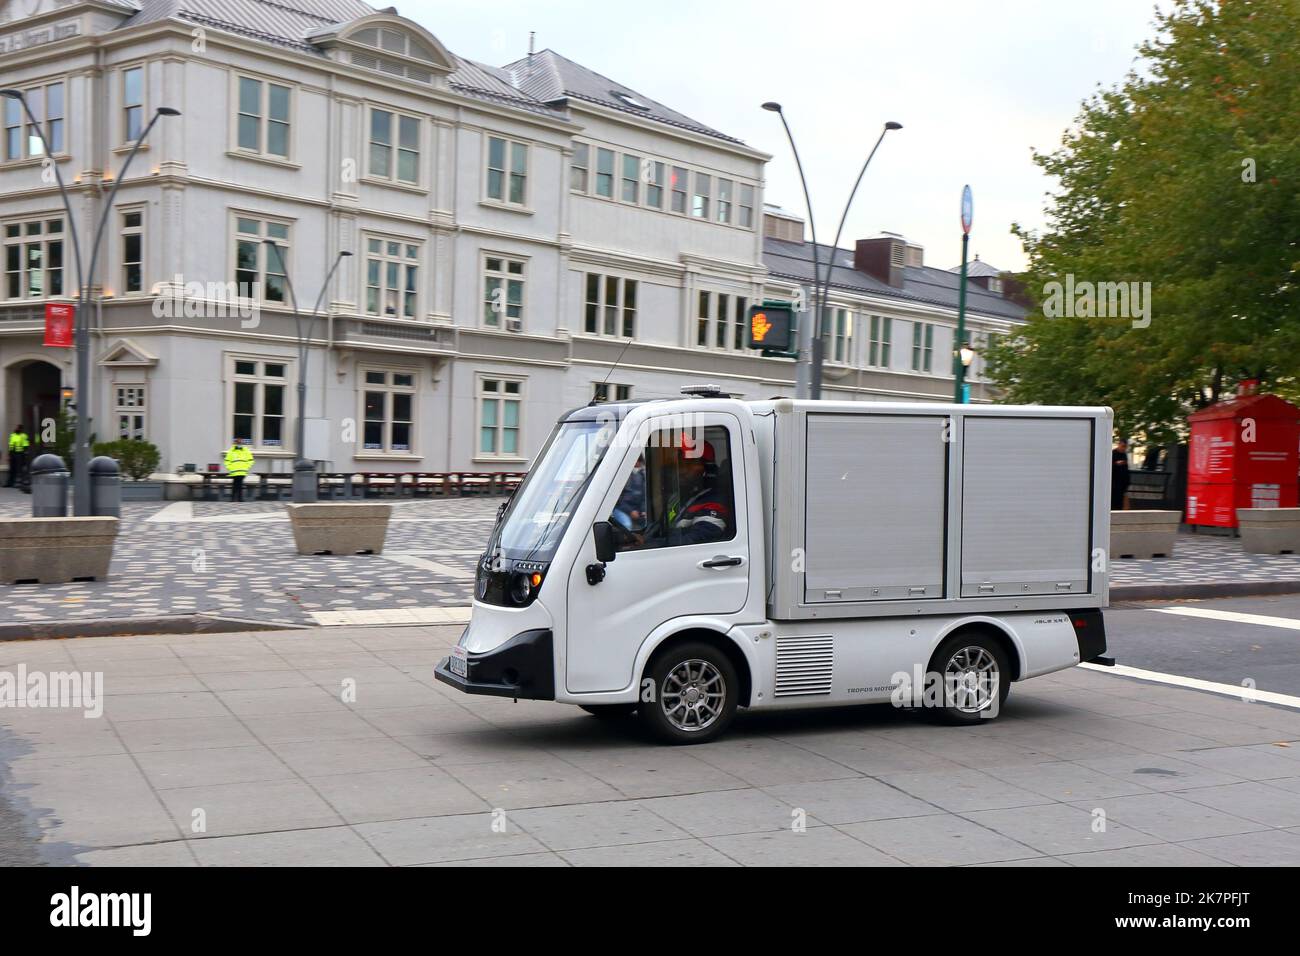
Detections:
994,0,1300,443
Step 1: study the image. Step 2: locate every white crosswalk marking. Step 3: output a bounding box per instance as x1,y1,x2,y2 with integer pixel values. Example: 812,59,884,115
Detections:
1081,661,1300,709
1149,606,1300,631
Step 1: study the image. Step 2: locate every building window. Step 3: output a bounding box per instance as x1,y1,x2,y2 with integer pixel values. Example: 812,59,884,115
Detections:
368,108,419,184
486,136,528,205
692,173,711,219
911,322,934,373
696,290,747,351
121,210,144,294
234,217,289,303
644,160,665,209
3,217,63,299
739,184,755,229
236,76,291,159
364,237,419,318
230,358,289,450
361,369,415,453
592,382,631,403
595,147,615,199
570,143,589,192
621,154,640,203
583,274,637,338
868,315,892,368
478,377,523,458
483,255,525,331
114,385,146,440
830,307,853,364
4,81,64,161
716,179,733,224
123,66,144,142
671,166,688,214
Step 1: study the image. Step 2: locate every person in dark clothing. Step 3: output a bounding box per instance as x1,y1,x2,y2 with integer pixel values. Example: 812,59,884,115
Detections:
1111,439,1130,510
668,439,731,545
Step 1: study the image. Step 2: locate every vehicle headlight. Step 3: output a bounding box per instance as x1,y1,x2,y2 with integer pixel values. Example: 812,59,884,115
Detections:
508,571,544,606
509,573,532,605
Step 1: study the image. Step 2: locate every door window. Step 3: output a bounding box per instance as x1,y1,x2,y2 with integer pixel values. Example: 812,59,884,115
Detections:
611,424,736,551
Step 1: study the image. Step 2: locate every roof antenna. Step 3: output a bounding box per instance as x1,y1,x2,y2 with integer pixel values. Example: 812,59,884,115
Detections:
590,336,636,405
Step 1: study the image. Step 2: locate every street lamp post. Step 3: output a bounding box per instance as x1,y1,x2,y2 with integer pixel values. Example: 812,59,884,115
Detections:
1,92,178,514
762,104,901,398
954,184,973,403
761,102,822,400
262,242,351,503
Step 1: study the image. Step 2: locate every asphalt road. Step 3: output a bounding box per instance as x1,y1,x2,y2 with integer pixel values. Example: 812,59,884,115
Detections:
1106,593,1300,698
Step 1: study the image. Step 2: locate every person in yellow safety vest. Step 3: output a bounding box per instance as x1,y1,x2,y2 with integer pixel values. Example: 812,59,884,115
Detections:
223,438,254,502
6,424,30,488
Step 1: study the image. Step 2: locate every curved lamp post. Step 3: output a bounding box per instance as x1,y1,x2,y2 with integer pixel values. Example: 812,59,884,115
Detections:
262,242,352,502
762,105,901,398
1,93,179,513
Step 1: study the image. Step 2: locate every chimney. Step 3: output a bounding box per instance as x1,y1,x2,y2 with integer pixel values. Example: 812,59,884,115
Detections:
1237,378,1260,397
854,234,907,288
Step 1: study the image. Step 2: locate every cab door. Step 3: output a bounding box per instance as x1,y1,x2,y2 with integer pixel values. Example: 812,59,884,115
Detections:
564,413,751,693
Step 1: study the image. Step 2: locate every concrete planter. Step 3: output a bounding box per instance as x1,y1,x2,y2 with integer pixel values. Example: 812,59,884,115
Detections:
0,517,119,584
1237,508,1300,555
120,480,165,501
287,503,391,555
1110,510,1180,559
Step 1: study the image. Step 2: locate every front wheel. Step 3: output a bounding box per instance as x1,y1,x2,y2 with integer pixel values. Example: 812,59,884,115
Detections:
638,642,738,745
928,631,1011,725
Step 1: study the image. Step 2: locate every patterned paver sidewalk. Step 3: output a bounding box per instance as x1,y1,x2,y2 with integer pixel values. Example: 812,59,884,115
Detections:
0,487,1296,633
0,490,493,630
1109,531,1300,590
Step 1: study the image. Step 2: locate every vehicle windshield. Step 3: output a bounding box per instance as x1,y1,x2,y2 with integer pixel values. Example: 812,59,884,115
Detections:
492,418,619,562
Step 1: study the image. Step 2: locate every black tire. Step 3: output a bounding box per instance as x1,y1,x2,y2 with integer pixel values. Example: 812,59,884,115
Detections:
637,641,739,744
926,630,1012,725
579,704,637,719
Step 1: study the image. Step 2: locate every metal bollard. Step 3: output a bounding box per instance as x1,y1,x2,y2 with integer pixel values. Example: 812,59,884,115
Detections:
30,453,69,517
89,455,122,518
292,458,318,503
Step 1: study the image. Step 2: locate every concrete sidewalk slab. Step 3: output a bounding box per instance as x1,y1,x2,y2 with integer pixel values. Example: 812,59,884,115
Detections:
2,623,1299,866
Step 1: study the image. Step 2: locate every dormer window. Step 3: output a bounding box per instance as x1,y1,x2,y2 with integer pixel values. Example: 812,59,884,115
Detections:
610,90,650,111
341,23,447,84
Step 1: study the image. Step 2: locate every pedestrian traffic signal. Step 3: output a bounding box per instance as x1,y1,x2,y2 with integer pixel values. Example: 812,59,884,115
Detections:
746,303,796,355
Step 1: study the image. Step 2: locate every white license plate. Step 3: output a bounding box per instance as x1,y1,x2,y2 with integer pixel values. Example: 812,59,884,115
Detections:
448,646,468,678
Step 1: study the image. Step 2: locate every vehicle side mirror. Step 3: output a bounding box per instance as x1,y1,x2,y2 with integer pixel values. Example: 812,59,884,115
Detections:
592,521,616,563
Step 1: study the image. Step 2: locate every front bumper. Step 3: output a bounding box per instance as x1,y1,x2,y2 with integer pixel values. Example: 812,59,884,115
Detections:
434,627,555,700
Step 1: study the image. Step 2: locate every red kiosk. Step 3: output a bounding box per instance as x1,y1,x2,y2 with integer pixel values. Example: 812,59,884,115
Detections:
1185,382,1300,528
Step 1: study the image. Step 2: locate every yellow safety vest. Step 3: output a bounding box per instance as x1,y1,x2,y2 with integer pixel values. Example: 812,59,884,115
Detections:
224,445,254,477
8,432,29,452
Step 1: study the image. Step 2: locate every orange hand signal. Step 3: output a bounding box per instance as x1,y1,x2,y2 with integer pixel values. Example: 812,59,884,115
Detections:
751,311,772,342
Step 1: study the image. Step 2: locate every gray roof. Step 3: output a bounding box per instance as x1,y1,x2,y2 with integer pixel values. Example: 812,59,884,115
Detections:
764,237,1027,322
113,1,565,119
502,49,743,144
950,256,1005,278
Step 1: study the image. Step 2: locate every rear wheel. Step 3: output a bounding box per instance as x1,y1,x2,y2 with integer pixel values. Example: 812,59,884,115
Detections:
928,631,1011,725
638,642,738,744
579,704,637,719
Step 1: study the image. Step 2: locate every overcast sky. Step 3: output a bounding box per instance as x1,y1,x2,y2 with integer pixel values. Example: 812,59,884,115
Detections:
404,0,1171,273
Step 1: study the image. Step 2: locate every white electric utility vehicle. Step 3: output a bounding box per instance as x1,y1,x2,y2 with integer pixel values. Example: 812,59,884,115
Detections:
436,390,1112,743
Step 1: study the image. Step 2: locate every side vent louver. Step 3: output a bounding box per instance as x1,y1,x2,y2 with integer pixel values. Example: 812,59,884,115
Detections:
774,635,834,697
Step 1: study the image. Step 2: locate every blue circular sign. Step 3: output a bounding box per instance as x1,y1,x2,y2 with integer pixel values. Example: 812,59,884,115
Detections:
961,185,973,234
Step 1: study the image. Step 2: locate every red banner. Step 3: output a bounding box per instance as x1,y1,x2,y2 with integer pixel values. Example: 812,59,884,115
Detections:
43,303,74,348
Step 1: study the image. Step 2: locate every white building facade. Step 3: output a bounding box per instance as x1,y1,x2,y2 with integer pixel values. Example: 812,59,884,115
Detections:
0,0,1023,477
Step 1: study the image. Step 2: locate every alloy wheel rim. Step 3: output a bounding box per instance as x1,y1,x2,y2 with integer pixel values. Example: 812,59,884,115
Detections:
943,646,999,713
661,659,726,732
